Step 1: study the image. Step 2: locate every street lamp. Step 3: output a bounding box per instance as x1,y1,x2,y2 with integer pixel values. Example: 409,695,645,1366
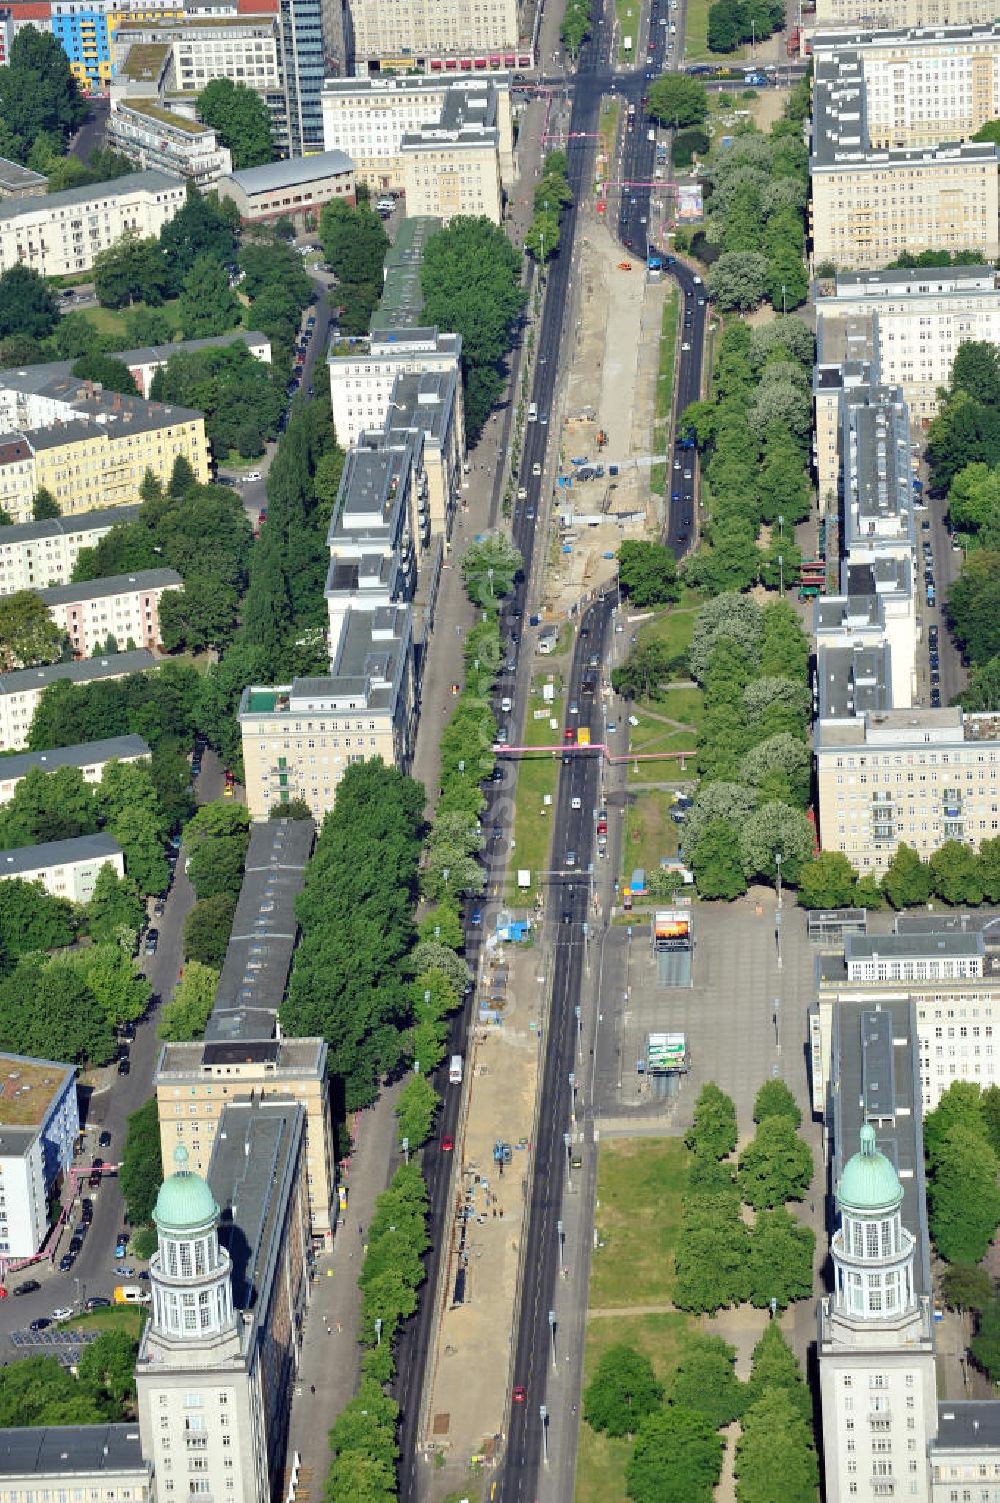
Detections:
781,282,787,315
775,853,783,971
777,553,784,599
564,1131,572,1187
557,1218,565,1272
575,1005,582,1059
539,1405,549,1464
548,1309,558,1371
772,998,780,1047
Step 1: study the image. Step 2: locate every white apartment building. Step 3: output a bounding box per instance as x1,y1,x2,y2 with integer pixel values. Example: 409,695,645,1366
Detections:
0,1054,79,1259
815,0,999,32
39,568,182,657
0,507,139,596
0,734,150,805
401,111,503,223
107,99,232,186
328,325,462,448
817,265,1000,421
0,833,125,902
0,169,186,278
321,73,514,192
347,0,520,73
815,707,1000,872
0,1427,151,1503
811,41,1000,270
0,651,157,754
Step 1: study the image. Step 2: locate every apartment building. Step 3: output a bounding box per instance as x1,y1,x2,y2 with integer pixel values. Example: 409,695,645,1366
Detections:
815,561,917,716
817,265,1000,421
0,157,47,200
0,734,150,805
815,706,1000,872
39,568,182,656
347,0,520,75
384,368,464,537
154,819,337,1240
0,506,139,596
329,325,463,449
215,150,355,225
107,98,232,185
0,1053,78,1258
811,42,1000,270
103,330,271,399
5,0,183,92
238,607,416,819
815,0,999,31
0,369,209,522
401,91,503,223
0,1428,151,1503
321,73,514,193
0,168,186,278
0,650,156,753
0,833,124,901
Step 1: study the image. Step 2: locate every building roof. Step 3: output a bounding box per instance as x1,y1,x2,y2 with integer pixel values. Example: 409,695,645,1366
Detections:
933,1402,1000,1452
0,157,48,194
837,1122,904,1213
0,735,150,784
153,1143,220,1232
846,932,984,962
38,569,182,606
0,506,140,548
0,1425,146,1478
0,650,157,698
834,264,996,296
0,833,123,879
115,99,210,135
0,1054,74,1133
226,150,354,195
0,169,184,221
209,1098,304,1317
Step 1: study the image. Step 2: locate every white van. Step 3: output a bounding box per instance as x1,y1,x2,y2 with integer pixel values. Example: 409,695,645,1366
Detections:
449,1054,464,1085
114,1285,151,1305
528,402,538,421
376,197,395,215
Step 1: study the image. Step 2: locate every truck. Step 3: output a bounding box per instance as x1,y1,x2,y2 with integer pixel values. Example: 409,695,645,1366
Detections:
449,1054,464,1085
114,1285,151,1306
577,726,591,746
787,25,800,54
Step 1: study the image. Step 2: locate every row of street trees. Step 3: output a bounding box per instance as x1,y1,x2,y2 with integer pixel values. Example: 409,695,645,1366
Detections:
677,594,814,898
583,1321,815,1503
681,317,814,596
526,150,573,264
795,836,1000,912
675,1082,814,1314
319,198,389,335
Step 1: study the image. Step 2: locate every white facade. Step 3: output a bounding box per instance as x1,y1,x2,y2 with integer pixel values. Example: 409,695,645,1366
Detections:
0,651,157,754
0,735,150,806
348,0,519,69
39,568,182,657
0,508,138,597
402,128,502,222
0,1057,78,1259
328,328,462,448
0,834,125,902
107,100,232,186
0,170,186,278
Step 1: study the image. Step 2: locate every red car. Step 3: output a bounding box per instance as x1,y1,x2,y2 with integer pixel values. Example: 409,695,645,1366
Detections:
441,1134,454,1152
563,727,574,741
512,1386,526,1403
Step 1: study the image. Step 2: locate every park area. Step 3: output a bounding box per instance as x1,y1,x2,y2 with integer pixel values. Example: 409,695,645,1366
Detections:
508,669,568,902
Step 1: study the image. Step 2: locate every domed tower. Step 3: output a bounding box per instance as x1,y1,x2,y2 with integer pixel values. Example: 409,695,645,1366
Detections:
819,1123,937,1503
830,1123,917,1322
148,1143,237,1345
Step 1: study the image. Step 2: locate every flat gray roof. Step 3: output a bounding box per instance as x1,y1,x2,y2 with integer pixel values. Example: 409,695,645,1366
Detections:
895,910,1000,942
0,507,139,547
39,569,181,606
0,833,123,878
0,169,182,221
816,641,892,722
846,932,985,961
933,1401,1000,1452
835,264,995,295
0,1425,146,1478
0,650,156,698
0,735,150,783
210,1098,304,1317
227,150,354,195
0,157,48,193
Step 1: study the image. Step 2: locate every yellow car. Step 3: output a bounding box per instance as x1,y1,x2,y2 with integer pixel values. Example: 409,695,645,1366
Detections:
223,783,234,798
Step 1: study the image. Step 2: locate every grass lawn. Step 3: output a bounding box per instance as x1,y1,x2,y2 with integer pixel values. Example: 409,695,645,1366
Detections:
598,98,620,177
615,0,642,59
632,592,701,657
576,1313,696,1503
589,1137,689,1308
650,290,679,498
64,1306,146,1337
683,0,747,60
623,787,681,872
508,671,566,900
77,299,244,348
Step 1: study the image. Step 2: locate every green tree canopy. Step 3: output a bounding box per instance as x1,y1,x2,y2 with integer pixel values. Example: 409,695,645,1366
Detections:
0,28,87,164
744,1321,811,1422
0,589,63,670
685,1083,738,1161
120,1096,163,1226
646,73,709,127
753,1078,801,1127
157,961,219,1042
179,252,241,339
928,1123,1000,1263
197,79,273,168
617,541,680,606
665,1334,743,1429
183,893,237,968
0,264,60,340
584,1344,664,1438
626,1406,724,1503
93,234,172,309
738,1115,814,1209
734,1388,819,1503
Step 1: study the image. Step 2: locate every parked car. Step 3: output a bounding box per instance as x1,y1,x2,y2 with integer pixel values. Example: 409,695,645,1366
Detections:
30,1318,52,1332
85,1296,111,1311
51,1307,73,1322
98,1130,112,1149
118,1057,130,1076
13,1280,40,1296
58,1253,75,1272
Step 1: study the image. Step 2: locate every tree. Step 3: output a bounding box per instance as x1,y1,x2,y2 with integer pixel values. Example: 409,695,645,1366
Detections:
941,1262,995,1312
691,819,748,900
0,264,60,339
928,1124,1000,1263
747,1208,815,1308
617,541,680,606
971,1294,1000,1382
0,29,86,164
646,73,709,127
735,1388,819,1503
0,876,75,958
319,199,390,332
87,864,145,947
753,1078,801,1127
743,1321,811,1422
183,893,236,968
666,1335,743,1429
159,186,239,278
930,839,985,906
77,942,150,1029
149,342,285,462
739,733,810,808
70,353,138,396
0,1355,106,1427
197,79,273,169
0,589,62,670
707,252,769,311
795,850,858,909
394,1074,440,1150
948,551,1000,664
738,802,815,886
157,961,219,1042
626,1406,723,1503
951,340,1000,406
0,955,114,1065
685,1082,738,1160
461,531,522,608
76,1330,137,1410
738,1115,814,1210
93,233,172,309
584,1344,664,1437
688,593,762,683
925,1082,990,1169
881,841,933,908
120,1096,163,1226
0,764,96,847
160,576,239,653
179,253,241,339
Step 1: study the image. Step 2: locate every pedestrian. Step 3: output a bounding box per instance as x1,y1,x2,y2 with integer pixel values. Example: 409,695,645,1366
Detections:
358,1223,363,1236
310,1384,316,1394
336,1321,342,1333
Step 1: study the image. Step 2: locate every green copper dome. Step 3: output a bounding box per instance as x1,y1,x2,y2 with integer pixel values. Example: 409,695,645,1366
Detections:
837,1124,903,1214
153,1144,219,1232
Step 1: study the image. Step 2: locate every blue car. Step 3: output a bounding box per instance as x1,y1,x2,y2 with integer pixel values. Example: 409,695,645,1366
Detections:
115,1238,129,1258
470,909,483,926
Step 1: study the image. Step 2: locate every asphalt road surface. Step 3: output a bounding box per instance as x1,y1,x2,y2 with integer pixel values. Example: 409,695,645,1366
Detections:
69,97,110,165
0,752,224,1344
